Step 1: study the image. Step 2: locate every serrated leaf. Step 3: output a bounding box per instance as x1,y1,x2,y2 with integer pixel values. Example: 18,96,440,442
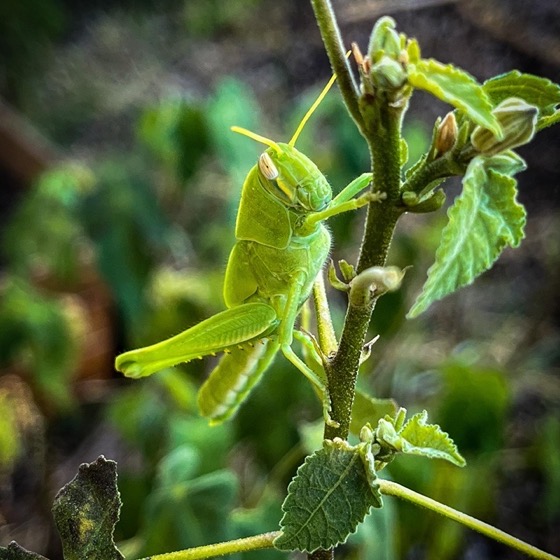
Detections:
399,411,466,466
537,110,560,131
408,156,526,318
484,70,560,116
52,456,124,560
274,440,382,553
0,542,49,560
409,59,501,136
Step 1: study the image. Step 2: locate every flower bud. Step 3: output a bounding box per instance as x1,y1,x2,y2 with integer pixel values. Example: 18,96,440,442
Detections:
471,97,538,156
371,57,407,91
360,423,375,444
349,266,405,306
368,16,401,62
435,112,458,155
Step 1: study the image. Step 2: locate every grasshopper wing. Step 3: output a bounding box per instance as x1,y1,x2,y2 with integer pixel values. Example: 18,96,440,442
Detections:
224,241,263,307
115,302,278,379
198,339,280,424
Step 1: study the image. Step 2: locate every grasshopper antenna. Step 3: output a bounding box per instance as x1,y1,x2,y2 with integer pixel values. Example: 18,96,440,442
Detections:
288,50,351,148
230,126,284,155
288,72,338,148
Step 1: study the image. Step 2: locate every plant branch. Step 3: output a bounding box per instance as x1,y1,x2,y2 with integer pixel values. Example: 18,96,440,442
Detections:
379,480,559,560
137,532,281,560
310,0,365,133
401,153,462,196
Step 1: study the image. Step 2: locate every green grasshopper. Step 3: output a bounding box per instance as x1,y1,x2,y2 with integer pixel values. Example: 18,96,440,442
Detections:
115,74,380,424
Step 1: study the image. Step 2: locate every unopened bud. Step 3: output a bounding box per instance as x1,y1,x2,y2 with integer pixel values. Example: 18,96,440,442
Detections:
471,97,537,156
402,190,446,213
435,112,458,155
360,423,375,444
368,16,401,62
349,266,405,306
371,57,407,91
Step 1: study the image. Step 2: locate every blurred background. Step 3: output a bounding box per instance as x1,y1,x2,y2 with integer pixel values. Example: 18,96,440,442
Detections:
0,0,559,558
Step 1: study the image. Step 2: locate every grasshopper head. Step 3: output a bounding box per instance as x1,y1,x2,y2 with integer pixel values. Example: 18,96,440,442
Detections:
258,144,332,213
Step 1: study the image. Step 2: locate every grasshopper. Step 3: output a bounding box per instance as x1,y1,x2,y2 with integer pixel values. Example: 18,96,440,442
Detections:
115,74,381,424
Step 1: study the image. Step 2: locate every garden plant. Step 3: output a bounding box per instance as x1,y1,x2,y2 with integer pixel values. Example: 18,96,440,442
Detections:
2,2,560,560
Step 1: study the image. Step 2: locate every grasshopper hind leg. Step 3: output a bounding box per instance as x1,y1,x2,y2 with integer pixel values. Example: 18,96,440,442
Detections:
198,339,280,424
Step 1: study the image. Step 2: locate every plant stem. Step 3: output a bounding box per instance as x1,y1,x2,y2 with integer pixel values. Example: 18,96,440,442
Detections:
309,10,405,560
379,480,559,560
310,0,403,483
324,104,404,444
310,0,365,135
137,532,281,560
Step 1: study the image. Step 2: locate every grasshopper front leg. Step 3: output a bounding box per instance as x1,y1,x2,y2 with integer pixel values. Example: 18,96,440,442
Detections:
304,172,385,228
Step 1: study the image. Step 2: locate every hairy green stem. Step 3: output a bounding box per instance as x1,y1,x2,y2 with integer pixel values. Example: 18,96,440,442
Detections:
310,9,405,560
379,480,559,560
137,532,281,560
310,0,365,134
324,104,403,445
358,104,404,273
401,152,464,196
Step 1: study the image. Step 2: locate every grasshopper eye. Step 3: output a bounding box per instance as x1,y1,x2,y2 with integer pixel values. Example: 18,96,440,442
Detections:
258,152,279,180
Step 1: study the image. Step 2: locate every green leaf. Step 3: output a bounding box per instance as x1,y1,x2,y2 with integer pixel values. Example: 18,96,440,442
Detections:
0,542,48,560
398,411,466,466
409,59,501,136
408,156,526,318
537,110,560,131
483,70,560,116
52,456,124,560
375,410,465,466
274,439,382,553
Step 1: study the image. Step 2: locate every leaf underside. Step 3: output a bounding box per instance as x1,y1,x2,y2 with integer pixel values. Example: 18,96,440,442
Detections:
408,155,526,318
483,70,560,116
0,542,49,560
52,456,124,560
409,59,501,136
274,440,382,553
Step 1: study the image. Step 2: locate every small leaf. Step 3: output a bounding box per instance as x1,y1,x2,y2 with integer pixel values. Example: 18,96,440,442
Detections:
52,456,124,560
408,156,526,317
483,70,560,116
0,542,49,560
274,439,382,553
351,390,398,436
537,110,560,131
409,59,501,136
399,411,466,467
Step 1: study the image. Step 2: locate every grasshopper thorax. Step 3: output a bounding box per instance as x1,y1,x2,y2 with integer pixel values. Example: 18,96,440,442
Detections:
257,143,332,213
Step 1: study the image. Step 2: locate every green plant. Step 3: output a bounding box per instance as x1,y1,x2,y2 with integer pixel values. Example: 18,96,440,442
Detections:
3,4,560,560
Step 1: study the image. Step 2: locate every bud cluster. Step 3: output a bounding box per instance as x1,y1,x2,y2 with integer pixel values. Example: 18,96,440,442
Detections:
353,16,411,101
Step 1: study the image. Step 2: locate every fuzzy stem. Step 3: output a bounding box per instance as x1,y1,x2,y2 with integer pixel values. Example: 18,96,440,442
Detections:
310,0,365,134
379,480,559,560
137,532,281,560
324,102,404,445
